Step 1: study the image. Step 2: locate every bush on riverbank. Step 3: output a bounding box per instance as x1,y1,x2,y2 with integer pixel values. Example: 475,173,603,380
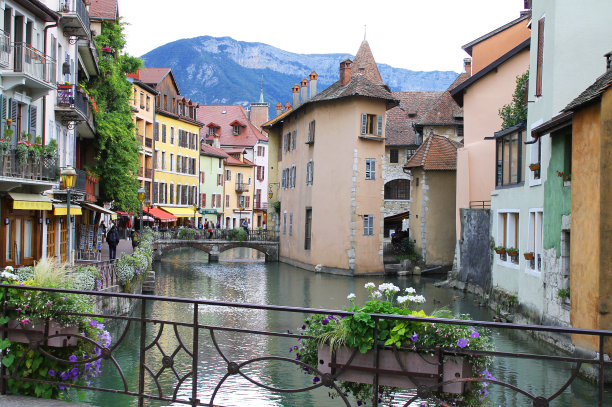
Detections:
115,229,154,291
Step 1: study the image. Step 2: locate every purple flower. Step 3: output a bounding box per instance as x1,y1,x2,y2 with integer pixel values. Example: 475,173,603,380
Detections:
69,354,77,362
71,367,79,377
301,324,306,330
410,333,419,342
313,376,320,384
357,401,363,406
457,338,469,348
321,318,329,325
470,331,480,339
48,369,55,377
289,347,293,352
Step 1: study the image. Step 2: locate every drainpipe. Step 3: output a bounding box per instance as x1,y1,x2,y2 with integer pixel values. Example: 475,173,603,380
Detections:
43,19,60,145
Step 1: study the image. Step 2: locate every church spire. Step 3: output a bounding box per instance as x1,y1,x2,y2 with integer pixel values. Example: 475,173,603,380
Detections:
259,75,265,103
352,40,384,84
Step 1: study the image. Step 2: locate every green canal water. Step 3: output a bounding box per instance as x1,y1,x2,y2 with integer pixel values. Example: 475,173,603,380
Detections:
85,248,610,406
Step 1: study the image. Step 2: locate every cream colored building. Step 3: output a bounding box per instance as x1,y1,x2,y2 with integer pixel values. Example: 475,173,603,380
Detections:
263,41,397,275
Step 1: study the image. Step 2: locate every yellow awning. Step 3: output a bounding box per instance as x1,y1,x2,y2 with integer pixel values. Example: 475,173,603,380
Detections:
159,206,197,218
81,202,117,217
9,192,53,210
53,203,82,216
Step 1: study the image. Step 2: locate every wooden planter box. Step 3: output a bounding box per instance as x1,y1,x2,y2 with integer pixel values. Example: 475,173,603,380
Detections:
507,250,518,257
494,248,506,255
529,163,540,171
318,344,471,395
523,252,534,260
7,320,78,347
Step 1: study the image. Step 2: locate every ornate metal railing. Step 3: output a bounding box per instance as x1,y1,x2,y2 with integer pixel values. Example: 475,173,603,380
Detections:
11,43,55,84
0,30,10,68
155,228,278,242
0,151,59,181
0,285,610,406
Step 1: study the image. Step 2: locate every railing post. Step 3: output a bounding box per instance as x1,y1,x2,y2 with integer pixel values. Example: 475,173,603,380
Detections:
191,303,199,406
138,298,147,407
372,316,379,407
599,335,604,407
1,286,8,395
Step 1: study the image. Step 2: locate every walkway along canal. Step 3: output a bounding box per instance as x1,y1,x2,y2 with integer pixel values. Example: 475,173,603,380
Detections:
2,248,611,406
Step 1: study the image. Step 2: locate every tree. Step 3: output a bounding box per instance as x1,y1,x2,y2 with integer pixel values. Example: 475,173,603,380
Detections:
498,71,529,130
87,19,142,212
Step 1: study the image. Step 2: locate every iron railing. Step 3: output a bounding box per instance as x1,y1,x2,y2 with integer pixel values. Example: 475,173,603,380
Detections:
469,200,491,209
0,30,9,68
0,151,59,181
11,43,55,84
58,0,90,38
155,228,278,242
235,183,249,192
0,285,610,406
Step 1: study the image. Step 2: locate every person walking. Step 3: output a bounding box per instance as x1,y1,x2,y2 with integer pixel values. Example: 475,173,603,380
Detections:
106,222,120,261
241,218,249,234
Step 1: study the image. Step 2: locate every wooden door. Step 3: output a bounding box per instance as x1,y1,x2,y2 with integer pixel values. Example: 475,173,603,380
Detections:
46,218,56,262
59,220,67,263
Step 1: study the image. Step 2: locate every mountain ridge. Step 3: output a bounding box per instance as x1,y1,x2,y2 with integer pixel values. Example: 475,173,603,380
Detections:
141,36,459,111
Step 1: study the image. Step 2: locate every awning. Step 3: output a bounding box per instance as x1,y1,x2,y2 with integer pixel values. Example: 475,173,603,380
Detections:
159,206,197,218
200,209,218,214
8,192,53,210
53,203,82,216
81,202,117,218
115,211,131,217
144,206,177,222
143,215,154,222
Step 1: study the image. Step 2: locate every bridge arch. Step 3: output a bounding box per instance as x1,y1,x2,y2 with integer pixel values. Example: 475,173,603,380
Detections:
153,239,279,263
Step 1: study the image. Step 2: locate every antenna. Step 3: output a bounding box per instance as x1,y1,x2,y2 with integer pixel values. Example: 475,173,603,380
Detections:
364,25,367,41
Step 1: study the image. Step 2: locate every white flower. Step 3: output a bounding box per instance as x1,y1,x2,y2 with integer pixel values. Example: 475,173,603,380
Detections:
364,282,376,290
405,287,416,294
378,283,400,294
4,266,14,272
372,291,382,299
412,295,426,304
0,271,16,279
397,295,410,304
347,293,356,300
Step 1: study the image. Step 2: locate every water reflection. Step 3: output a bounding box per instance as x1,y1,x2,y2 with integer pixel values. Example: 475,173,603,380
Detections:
86,248,610,406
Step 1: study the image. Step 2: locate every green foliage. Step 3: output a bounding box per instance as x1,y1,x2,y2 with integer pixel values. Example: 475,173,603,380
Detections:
557,288,570,300
272,201,281,214
178,228,196,240
499,71,529,129
87,19,142,213
114,230,153,289
44,139,58,159
227,228,247,242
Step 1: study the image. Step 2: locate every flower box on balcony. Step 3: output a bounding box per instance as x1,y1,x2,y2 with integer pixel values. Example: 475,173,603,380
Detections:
494,246,506,255
317,344,472,394
506,248,518,257
7,319,78,348
523,252,534,261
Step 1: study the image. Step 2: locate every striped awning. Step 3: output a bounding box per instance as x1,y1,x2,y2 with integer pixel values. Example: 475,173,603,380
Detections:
159,206,197,218
53,203,82,216
9,192,53,210
144,207,177,222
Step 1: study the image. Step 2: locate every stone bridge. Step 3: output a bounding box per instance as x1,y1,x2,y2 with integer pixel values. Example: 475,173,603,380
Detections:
153,238,280,262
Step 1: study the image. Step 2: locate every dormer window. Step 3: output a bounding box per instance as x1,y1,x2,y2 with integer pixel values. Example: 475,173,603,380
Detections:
230,120,245,136
233,125,241,135
208,127,215,136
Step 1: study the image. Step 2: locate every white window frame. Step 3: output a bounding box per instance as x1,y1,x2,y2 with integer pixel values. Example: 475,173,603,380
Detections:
526,209,543,274
365,158,376,180
363,215,374,236
496,210,520,268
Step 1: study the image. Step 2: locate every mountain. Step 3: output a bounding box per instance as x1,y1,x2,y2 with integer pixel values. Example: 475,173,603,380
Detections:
141,36,459,112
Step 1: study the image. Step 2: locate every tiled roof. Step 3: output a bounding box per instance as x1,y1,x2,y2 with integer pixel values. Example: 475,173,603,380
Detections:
200,143,229,159
352,40,384,84
404,135,461,171
417,73,468,126
133,68,178,91
88,0,118,20
225,155,252,167
197,105,267,148
462,12,531,56
385,92,441,146
564,69,612,112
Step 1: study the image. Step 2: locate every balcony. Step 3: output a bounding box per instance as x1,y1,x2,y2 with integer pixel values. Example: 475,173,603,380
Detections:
0,149,59,193
3,43,56,98
58,0,91,39
0,30,9,68
55,84,96,138
253,201,268,211
72,169,97,202
77,38,99,77
235,183,249,193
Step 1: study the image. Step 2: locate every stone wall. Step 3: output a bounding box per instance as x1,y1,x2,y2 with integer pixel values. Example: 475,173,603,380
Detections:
382,147,412,219
458,208,492,290
542,215,571,327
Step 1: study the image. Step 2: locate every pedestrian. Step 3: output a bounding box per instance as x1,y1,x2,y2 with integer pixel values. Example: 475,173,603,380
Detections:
216,219,221,229
207,220,213,239
198,220,204,230
100,221,107,239
131,230,140,250
106,222,120,261
241,218,249,233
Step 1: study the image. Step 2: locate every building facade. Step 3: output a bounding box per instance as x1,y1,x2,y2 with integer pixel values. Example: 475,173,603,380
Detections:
199,140,228,226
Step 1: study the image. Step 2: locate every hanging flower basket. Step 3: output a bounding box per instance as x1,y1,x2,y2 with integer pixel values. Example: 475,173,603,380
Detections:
506,248,518,257
317,344,472,394
494,246,506,255
7,319,79,348
523,252,534,260
529,163,540,171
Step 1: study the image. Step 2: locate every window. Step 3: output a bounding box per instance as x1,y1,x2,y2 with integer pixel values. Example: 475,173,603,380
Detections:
161,152,166,170
528,210,543,271
306,160,314,185
208,126,215,136
289,213,293,236
407,148,416,158
283,211,287,235
361,113,383,136
530,137,542,181
217,173,223,186
365,158,376,180
390,149,399,163
496,128,525,187
201,193,206,207
169,184,174,204
536,17,545,97
363,215,374,236
170,153,174,171
225,195,230,207
384,179,410,200
162,123,167,143
257,165,265,181
305,208,312,250
290,165,296,188
233,125,241,135
257,146,265,156
154,122,159,141
307,120,315,144
225,169,231,181
497,211,520,264
291,130,297,150
146,95,151,111
281,168,288,189
170,127,175,145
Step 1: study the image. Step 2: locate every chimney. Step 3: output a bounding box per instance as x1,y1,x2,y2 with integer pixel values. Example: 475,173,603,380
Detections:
309,71,318,98
212,134,220,149
463,58,472,76
276,102,283,116
339,59,352,86
300,78,309,103
284,102,292,112
292,84,300,107
606,51,612,71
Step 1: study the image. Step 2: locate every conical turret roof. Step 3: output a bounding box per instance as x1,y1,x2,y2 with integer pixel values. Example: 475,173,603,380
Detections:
352,40,384,84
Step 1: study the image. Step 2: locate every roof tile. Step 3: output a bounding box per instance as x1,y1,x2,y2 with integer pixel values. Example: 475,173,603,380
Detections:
197,105,267,148
404,135,460,171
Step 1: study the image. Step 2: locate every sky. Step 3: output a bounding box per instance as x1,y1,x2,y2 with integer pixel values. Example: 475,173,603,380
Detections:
120,0,527,73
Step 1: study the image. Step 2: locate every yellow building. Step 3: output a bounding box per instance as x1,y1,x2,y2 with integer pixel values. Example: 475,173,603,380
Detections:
133,68,203,226
222,150,255,229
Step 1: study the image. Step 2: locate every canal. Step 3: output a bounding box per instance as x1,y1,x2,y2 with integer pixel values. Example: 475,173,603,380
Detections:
86,248,610,406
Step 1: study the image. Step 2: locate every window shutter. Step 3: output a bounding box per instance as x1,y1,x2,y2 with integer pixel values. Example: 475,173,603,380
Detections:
202,193,206,207
246,196,250,208
536,17,545,97
0,96,6,138
262,166,265,181
312,120,315,142
372,159,376,179
10,99,18,122
376,115,383,136
361,113,367,134
292,130,296,150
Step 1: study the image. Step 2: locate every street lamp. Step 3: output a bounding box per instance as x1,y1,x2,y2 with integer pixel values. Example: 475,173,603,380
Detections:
61,166,77,265
137,186,145,233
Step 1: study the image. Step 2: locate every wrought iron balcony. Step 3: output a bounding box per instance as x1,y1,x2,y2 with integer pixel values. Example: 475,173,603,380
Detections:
0,149,59,192
58,0,91,39
3,43,56,98
0,30,9,68
253,200,268,210
55,84,95,137
235,182,249,193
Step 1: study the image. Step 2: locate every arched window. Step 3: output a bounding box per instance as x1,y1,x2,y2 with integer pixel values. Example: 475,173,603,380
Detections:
384,179,410,200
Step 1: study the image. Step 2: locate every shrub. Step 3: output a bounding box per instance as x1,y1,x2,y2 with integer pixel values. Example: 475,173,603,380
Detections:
114,256,135,286
227,228,247,242
178,228,196,240
68,266,100,291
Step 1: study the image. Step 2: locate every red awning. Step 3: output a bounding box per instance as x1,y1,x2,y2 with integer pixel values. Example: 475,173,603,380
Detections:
144,207,177,222
116,211,131,217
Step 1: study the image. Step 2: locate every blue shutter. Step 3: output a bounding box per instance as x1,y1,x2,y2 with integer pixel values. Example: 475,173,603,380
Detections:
361,114,367,134
29,105,37,138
